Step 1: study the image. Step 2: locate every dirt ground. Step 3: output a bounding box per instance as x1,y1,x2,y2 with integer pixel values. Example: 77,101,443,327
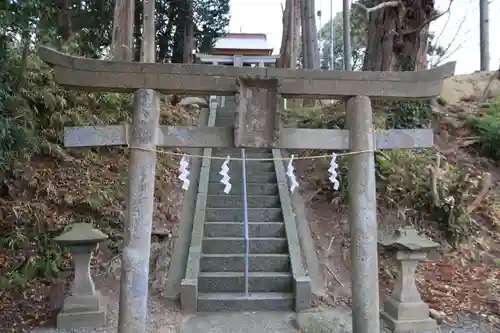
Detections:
294,156,500,327
30,267,184,333
294,158,405,306
23,182,186,333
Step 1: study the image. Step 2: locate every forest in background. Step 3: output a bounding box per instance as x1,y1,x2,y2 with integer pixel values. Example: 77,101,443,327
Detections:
2,0,500,331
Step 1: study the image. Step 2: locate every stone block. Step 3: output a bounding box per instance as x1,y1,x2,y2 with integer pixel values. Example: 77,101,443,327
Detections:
234,75,280,148
381,305,437,332
181,278,198,313
54,223,109,329
294,276,312,312
379,227,439,332
56,291,108,329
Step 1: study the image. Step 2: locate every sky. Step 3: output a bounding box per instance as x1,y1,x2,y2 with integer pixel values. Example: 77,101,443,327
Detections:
228,0,499,74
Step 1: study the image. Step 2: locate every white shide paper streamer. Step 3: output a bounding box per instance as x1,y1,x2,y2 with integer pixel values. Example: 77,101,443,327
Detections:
328,153,340,190
178,154,190,190
286,154,299,193
219,155,232,194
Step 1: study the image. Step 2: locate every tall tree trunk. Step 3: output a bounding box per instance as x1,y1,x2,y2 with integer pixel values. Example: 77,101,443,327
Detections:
362,0,433,71
299,0,310,69
182,0,194,63
292,0,301,68
171,4,186,63
133,0,143,61
112,0,135,61
300,0,320,69
300,0,319,106
308,0,320,69
56,0,72,41
277,0,292,68
14,29,30,95
158,3,176,62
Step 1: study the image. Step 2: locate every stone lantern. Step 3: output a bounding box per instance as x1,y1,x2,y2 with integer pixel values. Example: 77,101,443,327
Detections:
54,223,108,329
378,227,439,332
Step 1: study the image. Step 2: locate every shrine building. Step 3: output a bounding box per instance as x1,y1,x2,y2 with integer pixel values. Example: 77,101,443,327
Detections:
195,33,279,67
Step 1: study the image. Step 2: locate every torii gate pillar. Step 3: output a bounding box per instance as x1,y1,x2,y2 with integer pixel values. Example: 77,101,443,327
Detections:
346,96,380,332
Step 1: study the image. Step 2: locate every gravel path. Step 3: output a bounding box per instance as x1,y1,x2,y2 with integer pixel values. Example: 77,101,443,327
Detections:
296,307,500,333
381,317,500,333
30,293,499,333
415,315,500,333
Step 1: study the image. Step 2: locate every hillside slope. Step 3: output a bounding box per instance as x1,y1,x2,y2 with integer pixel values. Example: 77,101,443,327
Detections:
0,50,199,332
285,71,500,326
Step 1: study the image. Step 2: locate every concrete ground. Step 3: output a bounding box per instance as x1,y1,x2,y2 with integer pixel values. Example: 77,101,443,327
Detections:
178,311,298,333
177,308,500,333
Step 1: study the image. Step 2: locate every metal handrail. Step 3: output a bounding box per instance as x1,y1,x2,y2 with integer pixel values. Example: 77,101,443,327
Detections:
241,148,249,296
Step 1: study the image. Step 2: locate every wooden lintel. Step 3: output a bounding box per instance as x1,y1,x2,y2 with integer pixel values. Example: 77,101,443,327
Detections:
39,46,456,99
64,125,433,150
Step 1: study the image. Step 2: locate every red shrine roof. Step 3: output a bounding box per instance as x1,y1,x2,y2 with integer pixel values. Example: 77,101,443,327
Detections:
212,33,273,56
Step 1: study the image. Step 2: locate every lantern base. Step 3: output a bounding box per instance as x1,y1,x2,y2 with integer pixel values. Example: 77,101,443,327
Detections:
57,291,108,329
381,295,436,332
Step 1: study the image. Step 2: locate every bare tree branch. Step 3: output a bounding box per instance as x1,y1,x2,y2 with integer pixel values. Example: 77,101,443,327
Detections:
353,1,401,13
400,0,455,36
432,31,473,67
467,173,493,214
433,0,456,49
352,1,401,19
353,0,454,37
431,12,470,67
434,0,473,60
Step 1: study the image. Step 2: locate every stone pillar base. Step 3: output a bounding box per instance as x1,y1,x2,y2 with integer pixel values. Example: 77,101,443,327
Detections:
180,278,197,314
57,291,108,329
381,296,436,333
381,311,437,332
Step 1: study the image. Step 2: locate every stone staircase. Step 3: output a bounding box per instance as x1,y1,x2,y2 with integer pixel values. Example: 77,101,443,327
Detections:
181,96,311,312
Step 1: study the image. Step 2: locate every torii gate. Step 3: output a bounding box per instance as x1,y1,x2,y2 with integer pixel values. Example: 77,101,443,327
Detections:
38,12,455,333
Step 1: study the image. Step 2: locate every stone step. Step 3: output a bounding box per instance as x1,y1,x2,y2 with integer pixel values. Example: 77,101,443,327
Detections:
210,160,274,173
211,154,273,161
208,170,277,183
214,118,235,124
212,148,273,157
204,222,285,238
214,120,234,123
205,208,282,222
212,153,274,159
200,253,290,272
219,100,236,106
206,195,281,208
214,120,234,128
198,272,293,293
207,183,279,195
202,237,288,254
197,292,294,312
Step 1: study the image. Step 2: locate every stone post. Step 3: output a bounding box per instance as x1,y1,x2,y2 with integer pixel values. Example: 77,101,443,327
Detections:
233,54,243,67
54,223,108,329
378,227,439,332
346,96,380,333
